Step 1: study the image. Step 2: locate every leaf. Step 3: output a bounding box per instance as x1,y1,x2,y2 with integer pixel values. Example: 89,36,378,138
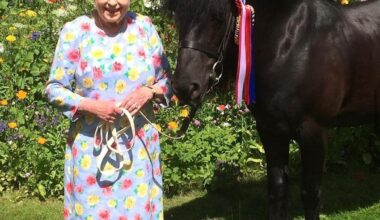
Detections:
362,153,372,165
38,184,46,198
247,158,263,163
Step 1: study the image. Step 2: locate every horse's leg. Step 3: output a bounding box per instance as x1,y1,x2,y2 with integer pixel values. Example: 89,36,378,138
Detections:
257,124,290,220
296,119,327,220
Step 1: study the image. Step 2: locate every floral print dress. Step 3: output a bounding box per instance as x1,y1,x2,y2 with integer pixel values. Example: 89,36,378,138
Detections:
45,12,171,220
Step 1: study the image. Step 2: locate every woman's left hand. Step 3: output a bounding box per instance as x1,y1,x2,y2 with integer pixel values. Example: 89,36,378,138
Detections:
120,86,154,115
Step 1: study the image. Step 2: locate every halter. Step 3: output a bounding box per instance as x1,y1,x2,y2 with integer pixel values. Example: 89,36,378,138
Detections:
179,12,236,93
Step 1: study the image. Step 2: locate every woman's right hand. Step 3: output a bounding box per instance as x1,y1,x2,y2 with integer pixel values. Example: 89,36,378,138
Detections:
78,99,122,123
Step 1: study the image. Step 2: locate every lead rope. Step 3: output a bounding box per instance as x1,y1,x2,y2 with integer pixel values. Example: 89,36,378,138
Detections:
94,103,186,176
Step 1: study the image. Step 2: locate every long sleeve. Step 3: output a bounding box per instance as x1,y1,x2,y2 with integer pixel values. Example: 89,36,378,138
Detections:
147,22,173,106
45,22,84,121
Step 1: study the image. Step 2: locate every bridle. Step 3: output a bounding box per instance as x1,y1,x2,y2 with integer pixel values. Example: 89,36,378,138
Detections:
179,12,236,93
176,9,236,137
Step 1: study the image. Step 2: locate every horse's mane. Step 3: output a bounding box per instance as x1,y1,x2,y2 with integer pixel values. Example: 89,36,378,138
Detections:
162,0,228,26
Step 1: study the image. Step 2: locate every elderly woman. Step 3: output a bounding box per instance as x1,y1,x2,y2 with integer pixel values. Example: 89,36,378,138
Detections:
45,0,171,219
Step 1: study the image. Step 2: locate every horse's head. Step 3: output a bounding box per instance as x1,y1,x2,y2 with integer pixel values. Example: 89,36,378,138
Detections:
165,0,236,106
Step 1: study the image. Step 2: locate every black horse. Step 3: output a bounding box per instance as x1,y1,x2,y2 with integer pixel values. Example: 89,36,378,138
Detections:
163,0,380,219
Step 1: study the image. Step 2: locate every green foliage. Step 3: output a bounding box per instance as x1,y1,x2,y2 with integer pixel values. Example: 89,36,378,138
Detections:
0,0,378,200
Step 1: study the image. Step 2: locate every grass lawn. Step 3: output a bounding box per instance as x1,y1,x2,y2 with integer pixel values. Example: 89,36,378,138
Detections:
1,166,380,219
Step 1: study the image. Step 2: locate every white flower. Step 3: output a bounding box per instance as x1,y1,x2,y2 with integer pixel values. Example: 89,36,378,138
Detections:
143,0,161,8
0,43,4,53
53,8,68,17
13,23,26,28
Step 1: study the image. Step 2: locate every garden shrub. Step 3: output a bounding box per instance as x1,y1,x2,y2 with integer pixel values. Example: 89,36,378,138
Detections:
0,0,377,199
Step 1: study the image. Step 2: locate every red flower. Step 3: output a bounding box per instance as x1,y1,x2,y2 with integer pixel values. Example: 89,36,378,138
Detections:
118,216,128,220
81,23,91,32
72,146,78,158
102,186,112,196
67,49,80,63
152,133,159,143
152,55,161,67
66,182,74,194
75,184,83,193
138,48,146,58
80,60,87,71
98,209,110,220
63,208,69,218
138,27,146,38
134,214,142,220
121,179,132,190
112,62,123,72
93,67,103,80
92,92,101,100
151,204,156,213
86,175,96,186
154,167,161,176
145,202,151,212
137,129,145,139
216,105,226,111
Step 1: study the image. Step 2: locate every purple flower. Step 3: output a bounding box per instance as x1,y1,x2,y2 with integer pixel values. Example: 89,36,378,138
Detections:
192,119,201,128
31,31,41,40
0,122,6,132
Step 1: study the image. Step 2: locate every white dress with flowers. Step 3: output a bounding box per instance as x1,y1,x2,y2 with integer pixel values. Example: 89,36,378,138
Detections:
45,12,171,220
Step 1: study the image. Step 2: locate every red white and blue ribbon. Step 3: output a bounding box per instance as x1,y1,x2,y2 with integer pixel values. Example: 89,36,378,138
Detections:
235,0,256,105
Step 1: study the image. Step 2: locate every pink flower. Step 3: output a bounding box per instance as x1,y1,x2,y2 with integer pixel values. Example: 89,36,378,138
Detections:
121,179,132,190
81,23,91,32
152,133,158,143
138,48,146,58
98,209,110,220
137,129,145,139
80,60,87,71
134,214,142,220
86,175,96,186
112,62,123,72
145,202,151,212
66,182,74,194
68,49,80,63
118,216,127,220
138,27,146,38
102,186,112,196
63,208,69,218
152,55,161,68
93,67,103,80
72,146,78,158
75,184,83,193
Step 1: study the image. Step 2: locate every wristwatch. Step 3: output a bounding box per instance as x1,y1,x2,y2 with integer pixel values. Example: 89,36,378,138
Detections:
146,85,157,99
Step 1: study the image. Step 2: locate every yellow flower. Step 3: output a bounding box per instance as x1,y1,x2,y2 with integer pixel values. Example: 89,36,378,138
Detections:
26,10,37,17
150,35,158,47
75,203,84,216
126,33,137,44
0,99,8,106
146,76,154,86
8,26,16,32
65,153,72,161
54,67,64,80
138,149,147,160
115,80,127,94
104,162,115,173
112,44,122,56
128,67,140,81
87,195,100,207
16,90,27,100
54,97,64,106
80,155,92,170
107,199,117,208
82,77,94,89
63,32,75,42
126,54,134,62
168,121,178,131
136,183,148,197
8,122,17,129
37,137,47,145
73,166,79,177
19,12,25,17
341,0,349,4
149,185,159,200
81,141,89,150
180,109,189,118
99,82,108,91
153,123,162,132
135,169,145,178
91,47,104,59
124,197,136,209
6,35,16,42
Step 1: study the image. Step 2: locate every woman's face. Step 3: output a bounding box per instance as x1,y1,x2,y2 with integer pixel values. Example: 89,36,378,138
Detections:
94,0,130,24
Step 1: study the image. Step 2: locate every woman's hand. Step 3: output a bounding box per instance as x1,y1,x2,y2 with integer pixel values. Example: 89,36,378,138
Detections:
120,86,154,115
78,99,122,123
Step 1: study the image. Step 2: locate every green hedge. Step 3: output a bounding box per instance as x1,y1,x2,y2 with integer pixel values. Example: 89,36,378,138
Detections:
0,0,377,199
